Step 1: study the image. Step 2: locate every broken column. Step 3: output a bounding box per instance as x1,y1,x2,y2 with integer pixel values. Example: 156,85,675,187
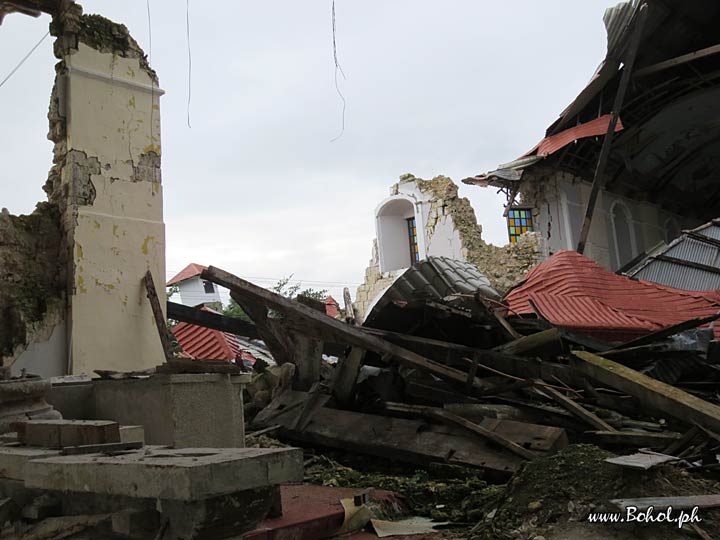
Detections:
355,174,543,320
46,7,166,374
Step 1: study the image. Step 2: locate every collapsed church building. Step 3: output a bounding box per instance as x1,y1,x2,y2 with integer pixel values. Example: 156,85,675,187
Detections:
3,0,720,539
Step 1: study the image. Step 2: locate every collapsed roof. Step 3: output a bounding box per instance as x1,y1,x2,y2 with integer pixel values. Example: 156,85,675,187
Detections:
505,250,720,343
466,0,720,222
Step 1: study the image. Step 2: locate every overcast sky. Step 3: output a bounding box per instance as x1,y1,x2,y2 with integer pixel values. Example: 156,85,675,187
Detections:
0,1,611,301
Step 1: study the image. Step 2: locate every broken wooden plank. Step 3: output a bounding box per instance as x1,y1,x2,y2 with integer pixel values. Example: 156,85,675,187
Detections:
610,495,720,512
333,347,366,404
585,430,682,448
143,270,174,360
608,313,720,352
572,350,720,433
534,382,616,432
290,332,323,391
167,301,259,339
232,294,295,366
343,287,355,324
664,426,702,456
253,391,524,478
203,267,492,392
385,402,538,460
634,43,720,77
493,328,562,357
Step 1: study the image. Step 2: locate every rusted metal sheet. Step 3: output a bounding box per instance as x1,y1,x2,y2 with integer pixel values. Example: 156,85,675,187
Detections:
535,114,624,157
504,250,720,342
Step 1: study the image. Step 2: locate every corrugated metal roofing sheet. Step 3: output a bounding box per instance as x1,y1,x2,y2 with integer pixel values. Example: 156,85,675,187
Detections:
533,114,624,157
505,250,720,342
363,256,499,325
627,219,720,291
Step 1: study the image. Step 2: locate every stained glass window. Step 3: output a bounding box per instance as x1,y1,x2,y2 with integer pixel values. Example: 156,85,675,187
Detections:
507,207,534,244
407,217,420,264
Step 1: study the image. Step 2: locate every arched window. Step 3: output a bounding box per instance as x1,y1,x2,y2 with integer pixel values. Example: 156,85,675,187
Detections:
611,202,635,268
664,217,681,244
376,197,424,273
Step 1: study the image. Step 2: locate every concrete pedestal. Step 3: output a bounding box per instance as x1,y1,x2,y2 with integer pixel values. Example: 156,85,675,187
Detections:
92,373,250,448
25,446,302,500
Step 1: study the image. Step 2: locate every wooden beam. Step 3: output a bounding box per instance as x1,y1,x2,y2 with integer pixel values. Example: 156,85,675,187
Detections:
385,402,538,460
290,332,323,391
143,271,173,360
576,4,648,254
634,43,720,78
493,328,563,357
231,293,293,365
333,347,366,404
203,267,492,392
534,383,616,432
343,287,355,324
572,350,720,433
167,301,259,339
607,313,720,352
253,390,524,478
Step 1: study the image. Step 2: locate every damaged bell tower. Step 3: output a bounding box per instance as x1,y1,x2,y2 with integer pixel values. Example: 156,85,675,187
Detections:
2,1,166,376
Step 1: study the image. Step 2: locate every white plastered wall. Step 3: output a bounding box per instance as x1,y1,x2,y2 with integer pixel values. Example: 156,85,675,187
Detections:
530,172,696,271
63,44,166,374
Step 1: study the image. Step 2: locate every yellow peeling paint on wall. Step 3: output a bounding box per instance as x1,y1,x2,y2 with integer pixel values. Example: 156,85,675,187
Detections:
141,236,154,255
63,43,166,375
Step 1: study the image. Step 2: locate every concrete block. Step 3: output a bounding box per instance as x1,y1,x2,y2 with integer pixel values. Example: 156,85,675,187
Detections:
119,425,144,444
0,446,61,481
25,446,303,501
18,419,120,448
93,374,248,448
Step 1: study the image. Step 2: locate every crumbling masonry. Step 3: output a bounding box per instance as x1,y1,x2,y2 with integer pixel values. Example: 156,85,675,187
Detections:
355,174,542,320
1,5,166,376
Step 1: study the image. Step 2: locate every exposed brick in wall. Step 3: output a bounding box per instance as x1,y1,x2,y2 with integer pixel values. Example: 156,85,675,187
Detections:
355,175,543,321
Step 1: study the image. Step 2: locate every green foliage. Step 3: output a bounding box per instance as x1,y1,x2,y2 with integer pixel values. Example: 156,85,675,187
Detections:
222,275,326,322
271,274,328,301
223,298,252,322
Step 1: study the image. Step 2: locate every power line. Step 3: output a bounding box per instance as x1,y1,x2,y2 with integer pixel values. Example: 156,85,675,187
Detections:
185,0,192,128
0,30,50,90
329,0,346,142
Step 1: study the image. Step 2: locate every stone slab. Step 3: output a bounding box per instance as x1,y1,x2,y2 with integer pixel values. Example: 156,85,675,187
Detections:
0,446,61,481
119,425,144,444
25,446,303,501
18,419,120,448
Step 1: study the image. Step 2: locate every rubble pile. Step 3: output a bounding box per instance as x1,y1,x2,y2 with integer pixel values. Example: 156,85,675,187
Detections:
173,256,720,537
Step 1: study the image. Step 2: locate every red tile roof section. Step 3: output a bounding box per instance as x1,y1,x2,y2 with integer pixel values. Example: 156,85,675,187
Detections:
325,296,340,318
505,250,720,342
167,263,208,286
172,319,239,360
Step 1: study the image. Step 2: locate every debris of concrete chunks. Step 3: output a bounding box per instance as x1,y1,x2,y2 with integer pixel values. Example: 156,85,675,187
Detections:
245,362,295,412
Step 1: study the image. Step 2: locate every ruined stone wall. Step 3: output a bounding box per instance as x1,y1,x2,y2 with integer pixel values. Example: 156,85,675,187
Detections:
47,5,166,374
355,174,543,321
0,5,167,377
0,204,64,374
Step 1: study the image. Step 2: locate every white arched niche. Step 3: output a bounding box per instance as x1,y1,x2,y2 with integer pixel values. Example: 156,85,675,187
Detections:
610,200,637,269
375,195,426,273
